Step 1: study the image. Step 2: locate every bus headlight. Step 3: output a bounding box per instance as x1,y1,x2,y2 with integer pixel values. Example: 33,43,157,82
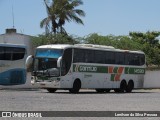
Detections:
31,76,35,84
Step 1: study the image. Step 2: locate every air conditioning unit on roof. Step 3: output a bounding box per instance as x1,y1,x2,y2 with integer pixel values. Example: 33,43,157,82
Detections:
75,44,115,49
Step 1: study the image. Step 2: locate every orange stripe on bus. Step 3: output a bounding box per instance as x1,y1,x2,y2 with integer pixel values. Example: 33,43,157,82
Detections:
115,74,121,81
108,67,114,73
118,67,124,74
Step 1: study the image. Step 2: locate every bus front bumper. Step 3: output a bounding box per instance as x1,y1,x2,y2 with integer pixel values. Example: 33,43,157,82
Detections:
31,79,61,89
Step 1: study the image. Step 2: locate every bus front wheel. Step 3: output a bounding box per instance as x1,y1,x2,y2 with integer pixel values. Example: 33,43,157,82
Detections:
47,88,57,93
69,79,81,94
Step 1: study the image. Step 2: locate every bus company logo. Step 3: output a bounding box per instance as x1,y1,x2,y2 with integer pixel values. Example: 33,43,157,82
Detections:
74,65,97,72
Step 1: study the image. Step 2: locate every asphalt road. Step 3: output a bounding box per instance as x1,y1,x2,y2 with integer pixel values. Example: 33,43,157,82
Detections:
0,89,160,120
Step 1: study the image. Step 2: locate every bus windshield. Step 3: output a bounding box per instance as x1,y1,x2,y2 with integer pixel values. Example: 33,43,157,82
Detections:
35,49,63,58
33,49,63,77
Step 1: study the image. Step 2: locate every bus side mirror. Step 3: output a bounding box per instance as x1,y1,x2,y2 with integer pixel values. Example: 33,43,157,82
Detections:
57,57,62,68
25,55,34,70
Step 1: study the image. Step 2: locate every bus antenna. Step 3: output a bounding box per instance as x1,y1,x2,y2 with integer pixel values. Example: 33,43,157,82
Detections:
11,0,15,28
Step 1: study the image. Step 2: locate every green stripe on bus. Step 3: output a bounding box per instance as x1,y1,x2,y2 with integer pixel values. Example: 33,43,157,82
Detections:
73,64,145,74
125,67,145,74
113,67,118,73
111,74,115,81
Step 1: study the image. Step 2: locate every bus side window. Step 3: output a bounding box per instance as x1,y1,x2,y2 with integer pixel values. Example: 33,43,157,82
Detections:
128,54,135,65
115,52,125,65
140,54,145,65
134,55,140,65
127,53,145,66
73,49,85,63
105,51,115,64
95,51,105,64
84,50,94,63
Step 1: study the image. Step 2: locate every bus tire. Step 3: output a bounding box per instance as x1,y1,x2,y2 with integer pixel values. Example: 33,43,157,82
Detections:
47,88,57,93
69,79,81,94
114,80,127,93
126,80,134,93
120,80,127,92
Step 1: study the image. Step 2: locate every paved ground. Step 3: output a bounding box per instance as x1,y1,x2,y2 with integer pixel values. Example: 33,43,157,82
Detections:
0,89,160,120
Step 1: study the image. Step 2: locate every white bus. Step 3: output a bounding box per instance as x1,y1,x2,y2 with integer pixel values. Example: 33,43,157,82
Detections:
0,43,27,85
26,44,146,93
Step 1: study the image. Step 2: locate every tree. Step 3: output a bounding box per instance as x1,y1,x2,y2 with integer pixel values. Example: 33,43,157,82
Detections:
40,0,85,34
85,33,141,50
40,0,58,34
129,31,160,65
57,0,85,33
31,33,79,47
129,31,160,46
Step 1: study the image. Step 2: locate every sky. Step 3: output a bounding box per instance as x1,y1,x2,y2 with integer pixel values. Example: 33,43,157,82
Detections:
0,0,160,37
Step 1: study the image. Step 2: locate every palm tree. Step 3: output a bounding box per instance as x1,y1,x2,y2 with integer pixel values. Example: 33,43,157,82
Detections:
41,0,85,34
57,0,85,34
40,0,58,34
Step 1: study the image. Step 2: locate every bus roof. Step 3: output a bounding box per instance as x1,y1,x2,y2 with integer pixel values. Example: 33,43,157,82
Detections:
37,44,144,54
0,43,26,48
37,44,72,49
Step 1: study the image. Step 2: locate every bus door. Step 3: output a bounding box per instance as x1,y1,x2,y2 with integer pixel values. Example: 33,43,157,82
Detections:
60,48,73,88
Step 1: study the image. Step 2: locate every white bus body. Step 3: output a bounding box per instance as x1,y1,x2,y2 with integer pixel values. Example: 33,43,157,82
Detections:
28,44,146,93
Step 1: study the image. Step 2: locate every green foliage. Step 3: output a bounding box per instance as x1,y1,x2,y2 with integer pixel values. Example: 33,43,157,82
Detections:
84,32,160,66
130,31,160,66
31,33,79,47
130,31,160,45
84,33,141,50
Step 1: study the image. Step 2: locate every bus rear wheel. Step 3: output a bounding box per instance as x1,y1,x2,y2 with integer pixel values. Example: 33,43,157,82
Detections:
47,88,57,93
126,80,134,93
114,80,127,93
69,79,81,94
